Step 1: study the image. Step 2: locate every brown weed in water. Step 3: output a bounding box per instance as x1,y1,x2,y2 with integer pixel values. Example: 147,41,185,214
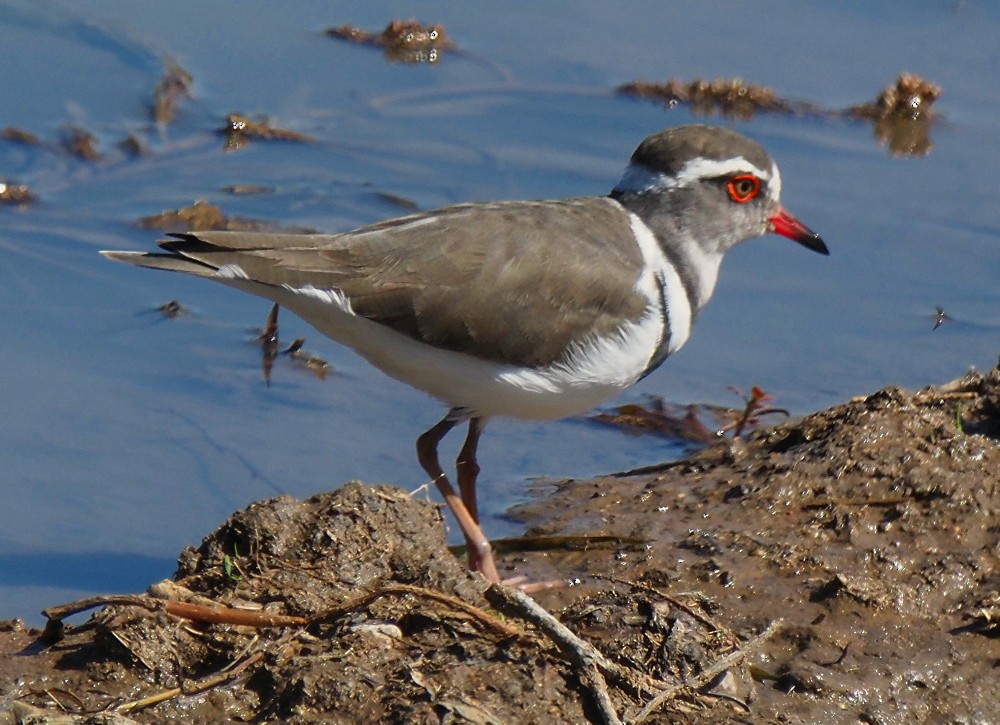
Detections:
325,19,453,64
152,59,193,125
620,73,942,156
0,180,35,206
593,387,788,445
137,200,318,234
846,73,941,156
0,126,42,145
373,190,420,211
592,398,718,444
62,126,101,161
221,114,314,151
117,133,149,157
157,300,188,319
619,78,802,120
932,306,953,330
259,303,280,385
283,338,332,380
222,184,273,195
256,304,331,384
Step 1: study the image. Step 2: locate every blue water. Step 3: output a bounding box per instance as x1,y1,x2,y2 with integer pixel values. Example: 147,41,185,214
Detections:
1,1,998,623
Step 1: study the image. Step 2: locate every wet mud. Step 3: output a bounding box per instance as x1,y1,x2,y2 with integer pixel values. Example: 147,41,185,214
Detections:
2,366,998,723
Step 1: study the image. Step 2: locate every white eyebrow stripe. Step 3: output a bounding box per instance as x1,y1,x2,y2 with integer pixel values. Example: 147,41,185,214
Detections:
613,156,772,195
769,161,782,199
671,156,771,186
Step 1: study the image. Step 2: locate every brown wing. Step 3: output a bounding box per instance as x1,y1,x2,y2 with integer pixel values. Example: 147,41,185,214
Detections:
141,198,651,367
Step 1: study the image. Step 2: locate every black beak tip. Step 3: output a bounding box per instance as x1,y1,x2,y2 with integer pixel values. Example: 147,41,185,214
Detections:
806,234,830,256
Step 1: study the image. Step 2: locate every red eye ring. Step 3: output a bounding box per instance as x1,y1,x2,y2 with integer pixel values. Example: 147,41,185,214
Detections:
726,174,760,203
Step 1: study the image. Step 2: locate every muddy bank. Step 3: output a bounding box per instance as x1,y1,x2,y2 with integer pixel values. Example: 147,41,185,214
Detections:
2,365,998,724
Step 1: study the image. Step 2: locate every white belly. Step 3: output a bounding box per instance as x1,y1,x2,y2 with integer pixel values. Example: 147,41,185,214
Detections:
235,281,663,421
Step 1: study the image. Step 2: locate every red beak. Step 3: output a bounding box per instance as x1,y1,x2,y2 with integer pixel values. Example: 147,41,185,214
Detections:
769,206,829,255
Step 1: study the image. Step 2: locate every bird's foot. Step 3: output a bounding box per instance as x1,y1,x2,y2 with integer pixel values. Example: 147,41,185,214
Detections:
500,574,571,593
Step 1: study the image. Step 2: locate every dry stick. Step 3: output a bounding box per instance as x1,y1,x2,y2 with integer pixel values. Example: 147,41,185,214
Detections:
11,700,143,725
115,651,264,715
486,584,624,725
43,593,307,628
488,585,673,698
312,582,523,640
163,601,306,628
628,618,784,724
43,594,155,621
593,574,728,638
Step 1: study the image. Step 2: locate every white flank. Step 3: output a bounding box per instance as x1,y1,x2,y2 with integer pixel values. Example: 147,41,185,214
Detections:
284,284,354,314
498,312,661,396
215,263,250,280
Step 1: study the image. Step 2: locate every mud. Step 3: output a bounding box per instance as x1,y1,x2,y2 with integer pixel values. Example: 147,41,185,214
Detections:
2,365,998,723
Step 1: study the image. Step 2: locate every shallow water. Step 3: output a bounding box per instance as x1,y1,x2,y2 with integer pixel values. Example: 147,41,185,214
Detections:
1,1,998,622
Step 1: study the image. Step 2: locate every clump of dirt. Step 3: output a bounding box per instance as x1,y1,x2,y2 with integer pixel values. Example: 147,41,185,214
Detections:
512,364,1000,723
1,485,744,723
2,365,998,723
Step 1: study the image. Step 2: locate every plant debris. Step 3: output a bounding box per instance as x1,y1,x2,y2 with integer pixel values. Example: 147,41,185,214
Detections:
592,386,788,445
373,190,420,211
845,73,942,156
619,73,942,156
61,125,102,161
0,126,42,145
136,200,318,234
619,78,805,120
152,59,193,125
0,179,35,206
846,73,941,120
257,303,331,384
325,19,454,64
221,114,314,151
932,305,953,330
282,338,332,379
117,132,150,157
222,184,273,195
156,300,188,319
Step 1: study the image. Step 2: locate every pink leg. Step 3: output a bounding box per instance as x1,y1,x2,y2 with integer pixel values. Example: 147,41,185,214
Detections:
456,417,484,523
416,415,499,583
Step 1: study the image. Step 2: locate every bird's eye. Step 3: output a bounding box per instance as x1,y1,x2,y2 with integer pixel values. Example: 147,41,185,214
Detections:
726,174,760,203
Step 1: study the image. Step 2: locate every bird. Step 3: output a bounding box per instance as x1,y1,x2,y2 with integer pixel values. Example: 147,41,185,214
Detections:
102,125,828,585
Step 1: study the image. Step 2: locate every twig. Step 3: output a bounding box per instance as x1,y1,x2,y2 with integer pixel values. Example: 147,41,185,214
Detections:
43,595,155,621
486,584,623,725
311,582,524,639
627,618,783,724
593,574,728,638
115,651,264,714
162,601,306,628
11,700,142,724
43,593,307,629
